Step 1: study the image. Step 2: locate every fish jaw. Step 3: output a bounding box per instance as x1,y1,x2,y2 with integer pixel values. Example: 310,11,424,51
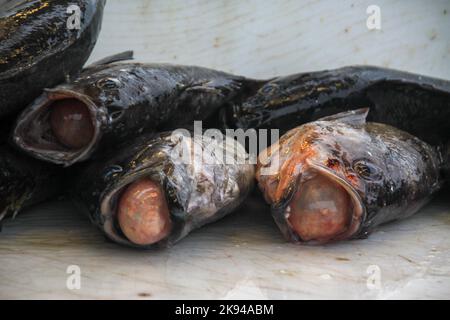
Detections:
13,88,105,166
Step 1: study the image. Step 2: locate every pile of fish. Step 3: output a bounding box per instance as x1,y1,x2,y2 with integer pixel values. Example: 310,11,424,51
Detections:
1,0,449,248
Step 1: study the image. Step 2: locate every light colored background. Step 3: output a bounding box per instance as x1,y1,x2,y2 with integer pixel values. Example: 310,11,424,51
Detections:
89,0,450,79
1,0,450,300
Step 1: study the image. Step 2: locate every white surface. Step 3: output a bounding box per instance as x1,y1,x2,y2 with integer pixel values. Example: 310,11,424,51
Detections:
0,194,449,299
88,0,450,79
1,0,450,299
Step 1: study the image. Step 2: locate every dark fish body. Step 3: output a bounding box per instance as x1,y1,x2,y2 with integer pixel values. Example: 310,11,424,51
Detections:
256,109,442,244
13,54,264,166
0,0,105,117
0,145,62,223
0,113,16,141
72,131,255,248
226,66,450,147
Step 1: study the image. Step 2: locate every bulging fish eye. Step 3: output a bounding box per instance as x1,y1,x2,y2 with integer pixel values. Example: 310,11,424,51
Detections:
352,160,381,181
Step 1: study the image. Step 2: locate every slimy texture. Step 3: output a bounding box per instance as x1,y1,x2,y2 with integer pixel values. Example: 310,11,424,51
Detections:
50,99,94,149
117,178,172,245
288,174,352,242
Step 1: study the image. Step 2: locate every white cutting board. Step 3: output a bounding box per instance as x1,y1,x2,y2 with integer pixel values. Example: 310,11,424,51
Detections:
0,194,449,299
88,0,450,79
1,0,449,299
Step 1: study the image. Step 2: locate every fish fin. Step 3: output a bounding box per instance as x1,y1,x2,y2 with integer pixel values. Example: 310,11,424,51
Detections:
62,51,134,82
0,209,7,223
318,108,369,127
88,51,134,66
0,205,16,223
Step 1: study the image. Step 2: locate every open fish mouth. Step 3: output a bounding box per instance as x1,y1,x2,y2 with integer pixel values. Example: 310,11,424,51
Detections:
285,160,365,244
99,169,173,248
13,88,104,166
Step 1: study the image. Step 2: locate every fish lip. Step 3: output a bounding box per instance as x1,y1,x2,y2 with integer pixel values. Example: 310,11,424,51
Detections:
13,88,103,166
295,159,366,243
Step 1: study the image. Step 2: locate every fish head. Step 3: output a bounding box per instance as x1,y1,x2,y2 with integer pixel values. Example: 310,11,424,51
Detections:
257,108,421,243
12,63,142,166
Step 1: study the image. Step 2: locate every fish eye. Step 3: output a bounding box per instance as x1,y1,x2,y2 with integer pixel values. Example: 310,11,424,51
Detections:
96,77,121,89
352,160,381,180
261,84,279,95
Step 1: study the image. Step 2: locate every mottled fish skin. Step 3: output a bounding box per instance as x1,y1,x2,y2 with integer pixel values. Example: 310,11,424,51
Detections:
13,57,264,166
0,0,105,117
72,131,255,248
226,66,450,147
256,109,442,244
0,145,63,224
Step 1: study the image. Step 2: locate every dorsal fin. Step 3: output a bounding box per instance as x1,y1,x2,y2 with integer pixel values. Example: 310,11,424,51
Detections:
88,51,134,66
318,108,369,127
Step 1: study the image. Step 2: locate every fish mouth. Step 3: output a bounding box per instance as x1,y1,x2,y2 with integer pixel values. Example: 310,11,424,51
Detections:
100,170,172,248
285,160,365,244
13,89,103,166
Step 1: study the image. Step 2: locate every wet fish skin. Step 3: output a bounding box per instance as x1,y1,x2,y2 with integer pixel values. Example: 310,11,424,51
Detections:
13,56,264,166
0,0,105,117
72,131,255,248
227,66,450,146
256,109,443,244
0,145,63,223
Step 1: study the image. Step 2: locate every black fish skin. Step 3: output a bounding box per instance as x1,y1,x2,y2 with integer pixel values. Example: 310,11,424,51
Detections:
227,66,450,147
256,110,443,244
13,58,264,165
0,145,62,223
0,0,105,117
72,131,255,248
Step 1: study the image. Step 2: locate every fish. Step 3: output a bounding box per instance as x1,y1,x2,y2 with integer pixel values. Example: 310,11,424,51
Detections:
71,130,255,248
13,52,264,166
0,0,105,117
0,145,63,224
256,109,443,244
224,66,450,147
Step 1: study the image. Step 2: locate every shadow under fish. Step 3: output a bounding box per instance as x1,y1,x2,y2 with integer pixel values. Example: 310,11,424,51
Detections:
13,51,264,166
256,109,444,244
